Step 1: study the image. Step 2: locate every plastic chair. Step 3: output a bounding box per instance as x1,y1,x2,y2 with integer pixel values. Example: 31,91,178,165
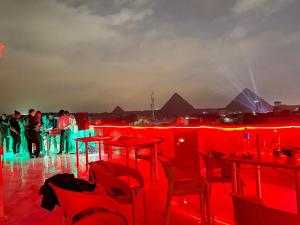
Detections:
71,209,128,225
200,151,232,196
159,157,210,225
89,160,147,225
134,138,163,180
232,194,300,225
49,183,120,225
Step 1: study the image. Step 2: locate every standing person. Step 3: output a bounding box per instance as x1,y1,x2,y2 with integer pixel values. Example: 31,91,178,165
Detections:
0,114,10,152
64,111,76,153
57,110,71,154
26,109,41,158
34,111,44,155
46,113,58,152
20,116,29,155
9,110,21,155
69,112,77,153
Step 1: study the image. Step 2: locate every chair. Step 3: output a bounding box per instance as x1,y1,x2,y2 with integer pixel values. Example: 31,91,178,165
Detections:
199,151,232,196
158,129,210,225
159,157,210,225
49,183,120,225
232,194,300,225
134,138,163,180
89,160,147,225
71,210,128,225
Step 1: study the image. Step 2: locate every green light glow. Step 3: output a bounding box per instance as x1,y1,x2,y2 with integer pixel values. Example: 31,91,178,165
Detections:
2,129,94,162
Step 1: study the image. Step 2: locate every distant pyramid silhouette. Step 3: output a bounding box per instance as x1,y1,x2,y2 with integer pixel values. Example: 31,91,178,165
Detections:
226,88,272,112
111,105,125,115
160,93,195,116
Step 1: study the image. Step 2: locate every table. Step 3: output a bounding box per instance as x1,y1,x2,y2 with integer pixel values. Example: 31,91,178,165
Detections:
103,137,162,180
224,154,300,214
74,136,111,170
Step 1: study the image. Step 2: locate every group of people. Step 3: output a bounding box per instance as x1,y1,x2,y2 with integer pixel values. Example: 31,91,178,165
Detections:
0,109,76,158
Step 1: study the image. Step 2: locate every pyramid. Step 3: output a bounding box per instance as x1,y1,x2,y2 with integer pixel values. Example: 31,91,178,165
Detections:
226,88,272,112
111,105,125,115
160,93,195,116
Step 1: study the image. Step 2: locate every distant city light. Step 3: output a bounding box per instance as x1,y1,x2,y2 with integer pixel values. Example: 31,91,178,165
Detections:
0,42,4,59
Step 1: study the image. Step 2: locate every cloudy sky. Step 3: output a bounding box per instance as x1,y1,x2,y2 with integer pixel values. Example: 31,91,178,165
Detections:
0,0,299,114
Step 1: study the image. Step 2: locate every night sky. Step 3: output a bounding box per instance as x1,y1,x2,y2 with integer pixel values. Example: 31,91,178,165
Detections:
0,0,299,114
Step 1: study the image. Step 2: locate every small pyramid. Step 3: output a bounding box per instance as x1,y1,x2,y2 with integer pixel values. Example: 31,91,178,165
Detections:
226,88,272,112
111,105,125,115
160,93,195,116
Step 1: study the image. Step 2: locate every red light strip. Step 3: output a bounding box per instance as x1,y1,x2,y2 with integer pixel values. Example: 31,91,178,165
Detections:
92,124,300,131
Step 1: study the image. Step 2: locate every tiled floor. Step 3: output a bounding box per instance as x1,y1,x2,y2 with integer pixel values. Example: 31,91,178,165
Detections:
0,152,297,225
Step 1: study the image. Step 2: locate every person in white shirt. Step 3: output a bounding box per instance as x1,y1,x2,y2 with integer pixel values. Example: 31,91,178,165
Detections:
64,111,77,153
57,110,71,154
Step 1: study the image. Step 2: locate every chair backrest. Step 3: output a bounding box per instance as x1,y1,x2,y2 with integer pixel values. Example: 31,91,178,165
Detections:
173,129,200,172
49,183,119,225
232,194,300,225
89,161,121,190
200,151,231,180
89,161,144,200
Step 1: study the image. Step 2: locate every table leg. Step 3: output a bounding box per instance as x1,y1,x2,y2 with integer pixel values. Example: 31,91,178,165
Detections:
46,135,49,154
98,141,102,160
76,141,79,169
108,145,112,161
255,165,262,199
295,170,300,215
232,162,238,193
154,143,158,181
126,147,130,167
85,142,88,171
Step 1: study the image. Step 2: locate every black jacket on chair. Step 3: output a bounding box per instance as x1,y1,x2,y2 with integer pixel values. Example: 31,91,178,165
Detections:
39,173,96,211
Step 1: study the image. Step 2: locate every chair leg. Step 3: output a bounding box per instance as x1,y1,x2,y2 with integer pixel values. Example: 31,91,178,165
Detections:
164,191,172,225
208,182,212,201
199,194,204,225
143,192,147,223
205,187,211,225
149,158,153,181
135,154,138,170
132,201,136,225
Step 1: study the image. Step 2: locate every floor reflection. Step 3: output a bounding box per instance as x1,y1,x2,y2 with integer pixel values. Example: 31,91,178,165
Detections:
1,153,235,225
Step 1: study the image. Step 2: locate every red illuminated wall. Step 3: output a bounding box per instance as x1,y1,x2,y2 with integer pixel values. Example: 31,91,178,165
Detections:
93,124,300,156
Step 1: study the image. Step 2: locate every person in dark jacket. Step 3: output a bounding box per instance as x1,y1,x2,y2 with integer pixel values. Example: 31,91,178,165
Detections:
34,111,44,154
0,114,10,152
9,111,21,154
26,109,41,158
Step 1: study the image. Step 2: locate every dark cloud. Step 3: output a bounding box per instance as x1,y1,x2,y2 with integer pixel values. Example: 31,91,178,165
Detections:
0,0,299,113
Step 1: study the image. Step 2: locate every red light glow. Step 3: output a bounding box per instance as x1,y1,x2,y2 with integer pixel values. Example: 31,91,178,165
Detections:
0,42,4,59
93,124,300,157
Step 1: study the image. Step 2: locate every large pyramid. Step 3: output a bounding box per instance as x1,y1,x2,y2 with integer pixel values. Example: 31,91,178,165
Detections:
160,93,195,117
226,88,272,113
111,105,125,115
